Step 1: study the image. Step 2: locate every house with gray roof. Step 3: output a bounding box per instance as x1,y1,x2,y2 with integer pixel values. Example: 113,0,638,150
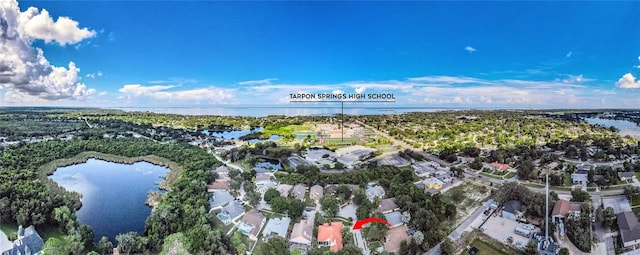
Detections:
377,198,399,214
618,211,640,249
217,202,245,225
0,231,12,254
1,225,44,255
619,172,636,182
208,190,235,211
310,185,324,202
366,186,385,202
502,200,523,221
262,217,291,241
290,219,313,254
292,184,307,201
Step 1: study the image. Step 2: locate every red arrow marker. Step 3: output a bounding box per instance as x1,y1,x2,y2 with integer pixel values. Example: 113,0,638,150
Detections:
352,217,392,230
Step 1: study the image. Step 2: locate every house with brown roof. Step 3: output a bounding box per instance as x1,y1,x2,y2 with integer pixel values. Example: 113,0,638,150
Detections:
317,222,343,253
207,180,230,192
238,209,266,240
617,211,640,249
383,225,412,254
376,198,399,214
324,185,339,196
292,184,307,201
289,219,313,254
277,184,293,197
551,199,582,223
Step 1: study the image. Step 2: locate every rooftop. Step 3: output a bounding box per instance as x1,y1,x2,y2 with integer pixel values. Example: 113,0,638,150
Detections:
377,198,399,213
263,217,291,240
317,222,344,252
618,211,640,244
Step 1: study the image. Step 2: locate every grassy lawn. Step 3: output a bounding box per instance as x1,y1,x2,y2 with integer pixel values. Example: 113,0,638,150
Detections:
369,241,382,251
0,223,65,242
632,194,640,207
504,172,516,179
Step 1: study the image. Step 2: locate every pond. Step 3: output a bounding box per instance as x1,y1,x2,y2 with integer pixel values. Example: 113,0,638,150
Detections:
255,159,282,170
202,127,265,140
48,158,169,243
584,117,640,139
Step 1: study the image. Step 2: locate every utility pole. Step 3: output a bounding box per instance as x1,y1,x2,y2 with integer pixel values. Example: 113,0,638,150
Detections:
341,101,344,144
545,173,549,241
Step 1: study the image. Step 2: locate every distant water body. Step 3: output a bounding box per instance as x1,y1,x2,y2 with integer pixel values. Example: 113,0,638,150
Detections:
584,117,640,139
110,106,488,117
49,159,169,243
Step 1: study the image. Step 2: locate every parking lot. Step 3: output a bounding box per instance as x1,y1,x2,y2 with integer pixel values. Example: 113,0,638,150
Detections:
602,197,631,214
482,216,539,250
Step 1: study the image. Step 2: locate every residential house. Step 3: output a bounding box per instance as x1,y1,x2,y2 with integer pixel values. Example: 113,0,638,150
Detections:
262,217,291,241
310,185,324,202
237,209,266,240
384,211,404,228
317,222,344,252
377,198,399,214
383,225,412,254
1,225,44,255
208,190,235,211
277,184,293,197
617,211,640,249
571,170,589,191
292,184,307,201
324,184,339,196
546,162,560,171
489,162,510,172
255,173,272,186
207,180,231,192
290,220,313,254
366,186,385,202
620,172,636,182
0,231,12,254
214,165,230,180
551,199,582,223
257,180,278,194
501,200,523,221
217,202,245,225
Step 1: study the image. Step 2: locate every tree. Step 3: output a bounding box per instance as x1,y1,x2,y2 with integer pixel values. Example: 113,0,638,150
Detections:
264,188,280,203
356,202,371,220
320,196,339,217
231,232,247,254
257,236,289,255
116,232,146,255
352,189,367,205
271,196,289,213
159,233,190,255
402,211,411,224
603,207,616,229
441,238,454,255
336,185,352,201
518,160,535,180
559,247,570,255
571,188,591,202
246,190,261,207
525,240,538,255
42,237,71,255
97,236,113,255
289,199,305,221
77,224,95,252
412,231,424,245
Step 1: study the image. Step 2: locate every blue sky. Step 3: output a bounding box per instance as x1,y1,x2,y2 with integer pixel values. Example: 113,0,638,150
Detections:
1,0,639,108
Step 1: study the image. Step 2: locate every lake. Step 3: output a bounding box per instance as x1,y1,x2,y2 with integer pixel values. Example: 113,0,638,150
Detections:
585,117,640,139
48,158,169,243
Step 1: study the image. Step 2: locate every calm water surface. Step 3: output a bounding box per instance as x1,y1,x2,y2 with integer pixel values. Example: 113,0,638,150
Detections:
585,118,640,139
49,158,169,242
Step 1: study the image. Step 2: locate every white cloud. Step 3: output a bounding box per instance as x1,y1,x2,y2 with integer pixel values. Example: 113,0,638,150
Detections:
98,91,107,96
408,76,487,84
332,89,344,95
355,86,366,94
17,6,96,45
118,84,176,96
0,0,95,103
566,51,572,58
118,84,234,103
616,73,640,89
85,71,102,78
238,78,277,86
464,46,477,53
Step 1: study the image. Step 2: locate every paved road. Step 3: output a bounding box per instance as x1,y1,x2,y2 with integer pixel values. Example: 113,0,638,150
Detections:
352,229,370,255
210,152,245,172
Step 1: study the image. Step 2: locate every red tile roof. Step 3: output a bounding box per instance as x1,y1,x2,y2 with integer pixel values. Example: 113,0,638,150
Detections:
317,222,343,252
490,162,510,172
